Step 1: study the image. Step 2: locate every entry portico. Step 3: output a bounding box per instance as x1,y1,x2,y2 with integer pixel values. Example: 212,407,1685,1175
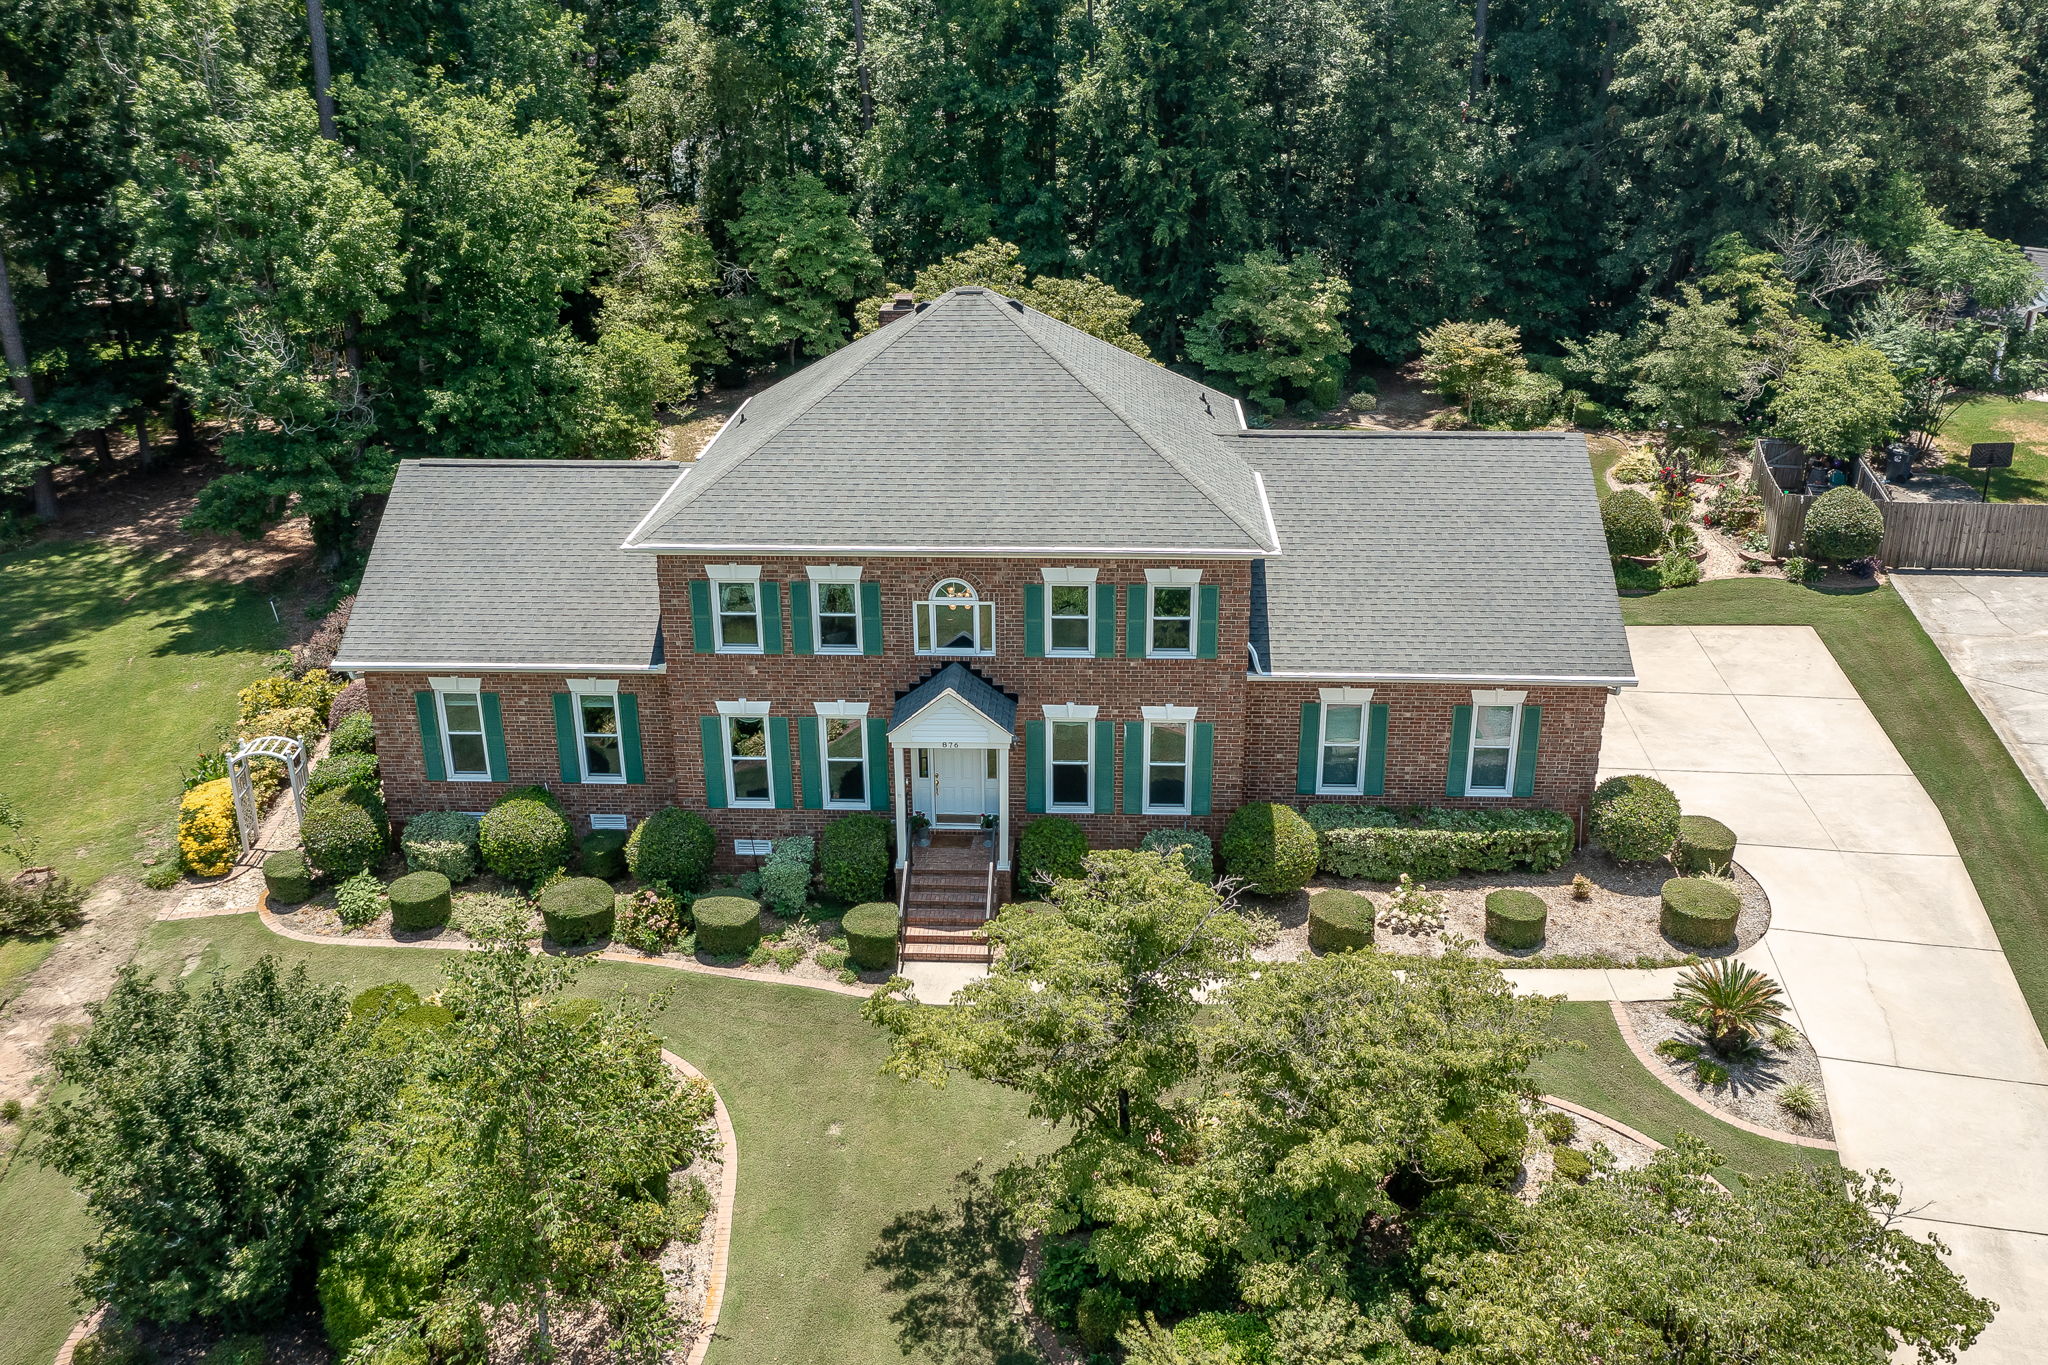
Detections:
888,663,1017,871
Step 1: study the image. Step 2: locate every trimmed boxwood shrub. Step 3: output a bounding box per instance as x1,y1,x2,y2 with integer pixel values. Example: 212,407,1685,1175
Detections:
1484,888,1548,949
841,902,900,971
328,711,376,756
626,806,716,891
1017,816,1088,892
539,876,616,945
761,836,815,915
387,870,452,932
1138,828,1215,882
480,786,574,886
1802,485,1884,563
1601,488,1663,557
1661,876,1741,948
1220,802,1318,896
401,811,480,882
1305,805,1575,880
693,896,763,957
301,789,385,879
307,750,383,819
1590,774,1681,863
1674,814,1738,875
820,813,892,904
1307,889,1375,952
579,828,629,880
263,849,315,905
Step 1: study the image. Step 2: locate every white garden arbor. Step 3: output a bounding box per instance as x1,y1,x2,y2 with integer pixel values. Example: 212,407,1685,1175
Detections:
227,735,309,853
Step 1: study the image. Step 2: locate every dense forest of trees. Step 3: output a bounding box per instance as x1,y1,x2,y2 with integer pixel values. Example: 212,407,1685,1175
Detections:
2,0,2044,563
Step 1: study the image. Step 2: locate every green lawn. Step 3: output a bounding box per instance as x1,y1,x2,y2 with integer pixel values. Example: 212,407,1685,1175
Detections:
0,936,58,1009
1621,578,2048,1040
1528,1003,1834,1191
0,914,1051,1365
1934,395,2048,502
0,539,282,887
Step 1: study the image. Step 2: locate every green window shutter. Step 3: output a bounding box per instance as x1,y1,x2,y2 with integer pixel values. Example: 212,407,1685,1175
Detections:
699,716,727,809
1296,702,1321,795
860,581,884,655
552,693,580,783
480,693,510,781
1094,584,1117,658
1024,721,1047,813
1513,705,1542,798
1093,720,1115,813
690,580,714,653
1022,584,1046,658
1123,722,1145,813
1190,722,1214,816
769,716,794,808
1196,585,1220,659
797,716,823,809
619,693,645,783
1126,585,1148,658
761,582,784,655
789,580,814,656
414,691,446,782
866,718,891,810
1446,705,1473,798
1363,704,1389,797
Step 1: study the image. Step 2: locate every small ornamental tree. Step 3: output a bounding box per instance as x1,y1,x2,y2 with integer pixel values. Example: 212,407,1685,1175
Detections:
1413,319,1524,418
1185,250,1352,414
1771,342,1903,462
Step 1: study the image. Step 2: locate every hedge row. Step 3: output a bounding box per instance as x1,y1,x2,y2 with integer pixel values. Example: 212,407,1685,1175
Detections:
1304,805,1575,881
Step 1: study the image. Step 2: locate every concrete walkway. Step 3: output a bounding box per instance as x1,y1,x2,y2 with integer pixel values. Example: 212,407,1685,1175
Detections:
1606,625,2048,1360
1893,570,2048,810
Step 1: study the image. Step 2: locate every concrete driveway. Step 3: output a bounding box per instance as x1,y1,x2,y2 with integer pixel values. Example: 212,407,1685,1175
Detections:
1604,625,2048,1361
1893,570,2048,810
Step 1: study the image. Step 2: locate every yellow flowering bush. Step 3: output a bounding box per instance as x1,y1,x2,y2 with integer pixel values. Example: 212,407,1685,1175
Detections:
179,779,240,876
237,669,344,726
239,706,323,745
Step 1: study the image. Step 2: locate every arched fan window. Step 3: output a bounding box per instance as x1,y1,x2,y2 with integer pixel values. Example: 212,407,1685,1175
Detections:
914,579,995,655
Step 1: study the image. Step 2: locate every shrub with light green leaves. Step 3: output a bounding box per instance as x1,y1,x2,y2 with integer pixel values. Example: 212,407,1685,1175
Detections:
1219,802,1318,896
1801,485,1885,563
760,836,814,915
626,806,716,891
1590,774,1680,863
1138,828,1215,882
335,870,384,927
1601,488,1663,557
479,787,573,886
301,789,385,879
328,711,376,756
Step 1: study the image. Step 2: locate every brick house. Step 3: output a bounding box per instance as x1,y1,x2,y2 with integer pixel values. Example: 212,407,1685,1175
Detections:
334,287,1633,901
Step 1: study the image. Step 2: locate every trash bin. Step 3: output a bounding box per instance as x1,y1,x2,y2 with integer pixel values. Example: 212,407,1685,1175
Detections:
1885,445,1914,483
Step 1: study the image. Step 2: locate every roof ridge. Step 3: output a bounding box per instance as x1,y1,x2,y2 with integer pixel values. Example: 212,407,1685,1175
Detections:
991,295,1275,551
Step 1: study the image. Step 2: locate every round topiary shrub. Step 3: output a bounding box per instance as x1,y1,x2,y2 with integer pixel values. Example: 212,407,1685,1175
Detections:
579,828,629,880
1307,888,1375,953
1661,876,1741,948
301,789,385,879
1484,888,1548,950
539,876,616,945
479,787,574,886
1017,816,1088,892
1220,802,1318,896
307,750,382,810
1802,485,1884,563
693,896,763,957
328,711,376,756
840,902,900,972
1674,814,1738,875
401,811,480,882
1591,774,1681,863
1600,488,1663,557
1139,828,1215,882
263,849,315,905
820,813,893,905
387,870,452,932
626,806,716,891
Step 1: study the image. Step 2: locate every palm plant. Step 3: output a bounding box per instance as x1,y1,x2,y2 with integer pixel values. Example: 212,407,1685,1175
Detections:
1671,959,1788,1055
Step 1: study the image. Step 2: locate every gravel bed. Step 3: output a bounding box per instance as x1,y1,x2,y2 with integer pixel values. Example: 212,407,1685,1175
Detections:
1521,1099,1661,1199
1250,851,1770,968
1618,999,1835,1142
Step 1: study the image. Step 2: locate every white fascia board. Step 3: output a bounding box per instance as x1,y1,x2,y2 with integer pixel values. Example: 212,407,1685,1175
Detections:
1248,669,1639,688
620,541,1271,558
335,660,666,675
1252,470,1283,554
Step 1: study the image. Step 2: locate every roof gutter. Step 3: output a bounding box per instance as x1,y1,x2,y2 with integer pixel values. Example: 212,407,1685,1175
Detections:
617,541,1274,558
1248,668,1638,688
332,660,667,676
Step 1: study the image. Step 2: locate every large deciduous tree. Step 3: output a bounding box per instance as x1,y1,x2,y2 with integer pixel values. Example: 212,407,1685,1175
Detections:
728,173,882,360
1185,249,1351,413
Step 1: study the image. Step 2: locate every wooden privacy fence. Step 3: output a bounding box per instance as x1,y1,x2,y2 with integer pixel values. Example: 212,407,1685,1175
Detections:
1750,439,1816,558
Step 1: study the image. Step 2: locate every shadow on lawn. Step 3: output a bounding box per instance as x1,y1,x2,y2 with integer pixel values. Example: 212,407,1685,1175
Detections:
869,1167,1043,1365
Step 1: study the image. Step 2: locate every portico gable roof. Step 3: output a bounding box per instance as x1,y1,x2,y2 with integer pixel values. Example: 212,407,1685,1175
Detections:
888,663,1018,744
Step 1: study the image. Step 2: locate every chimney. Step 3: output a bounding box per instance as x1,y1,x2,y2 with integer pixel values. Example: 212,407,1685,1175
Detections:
878,291,916,326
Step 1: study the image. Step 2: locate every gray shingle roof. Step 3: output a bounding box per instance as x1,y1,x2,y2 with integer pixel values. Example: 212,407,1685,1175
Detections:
622,288,1276,555
334,460,679,671
1238,431,1634,683
890,662,1019,731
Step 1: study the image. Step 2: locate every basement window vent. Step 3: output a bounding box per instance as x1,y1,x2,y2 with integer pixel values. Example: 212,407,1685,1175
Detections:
461,811,488,819
589,813,629,831
734,838,772,858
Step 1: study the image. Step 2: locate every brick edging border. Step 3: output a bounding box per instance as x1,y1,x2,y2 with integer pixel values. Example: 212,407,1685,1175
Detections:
661,1050,738,1365
1607,1000,1838,1151
1537,1094,1663,1153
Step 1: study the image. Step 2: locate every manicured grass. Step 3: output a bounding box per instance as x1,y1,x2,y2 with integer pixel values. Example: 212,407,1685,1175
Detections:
2,915,1052,1365
1587,433,1627,492
0,936,58,1009
0,539,282,887
1527,1002,1835,1191
1621,578,2048,1040
1934,395,2048,502
0,1151,94,1365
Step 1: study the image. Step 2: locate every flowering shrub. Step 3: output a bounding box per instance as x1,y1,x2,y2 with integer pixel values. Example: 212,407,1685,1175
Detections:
237,669,345,727
178,779,239,876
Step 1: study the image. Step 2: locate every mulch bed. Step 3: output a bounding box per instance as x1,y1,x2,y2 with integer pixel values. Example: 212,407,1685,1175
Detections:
1618,999,1835,1142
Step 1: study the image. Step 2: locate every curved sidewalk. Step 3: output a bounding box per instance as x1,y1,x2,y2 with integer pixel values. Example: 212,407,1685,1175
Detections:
1605,625,2048,1361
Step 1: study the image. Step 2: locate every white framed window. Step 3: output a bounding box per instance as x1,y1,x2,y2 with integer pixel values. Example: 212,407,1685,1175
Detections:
1467,704,1520,795
1144,722,1191,814
574,692,625,783
914,578,995,655
1049,720,1093,810
1047,584,1094,655
1149,586,1195,657
714,580,763,652
822,717,868,808
814,581,861,652
724,714,772,807
437,689,491,781
1318,704,1367,794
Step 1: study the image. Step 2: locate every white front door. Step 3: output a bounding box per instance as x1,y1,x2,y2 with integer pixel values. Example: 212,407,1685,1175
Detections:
918,746,995,825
